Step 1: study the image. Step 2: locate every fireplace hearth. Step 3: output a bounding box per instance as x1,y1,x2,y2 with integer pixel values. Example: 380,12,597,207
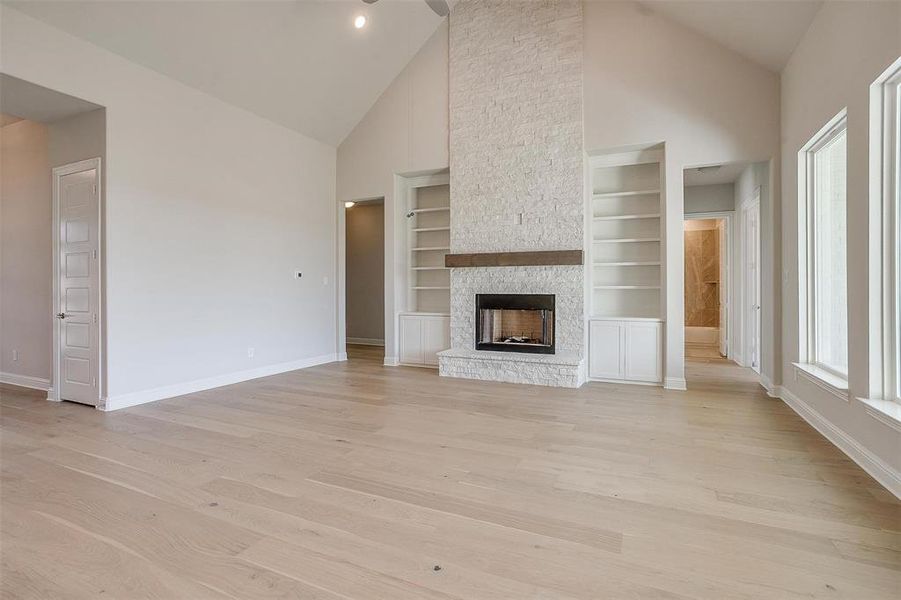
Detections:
475,294,555,354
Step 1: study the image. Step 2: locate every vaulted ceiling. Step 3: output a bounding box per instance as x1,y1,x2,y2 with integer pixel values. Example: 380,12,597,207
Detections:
640,0,823,72
6,1,821,147
6,0,446,146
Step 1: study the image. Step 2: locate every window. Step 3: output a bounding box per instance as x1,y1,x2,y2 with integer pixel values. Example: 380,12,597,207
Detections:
799,111,848,380
873,57,901,403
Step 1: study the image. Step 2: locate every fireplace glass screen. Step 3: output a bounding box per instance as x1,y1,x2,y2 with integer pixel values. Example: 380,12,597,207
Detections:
476,294,555,354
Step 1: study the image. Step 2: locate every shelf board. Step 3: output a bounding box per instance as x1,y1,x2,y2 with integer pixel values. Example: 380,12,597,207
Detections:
411,207,450,214
593,213,660,221
593,261,661,266
593,285,661,290
412,286,450,290
410,266,449,271
411,247,450,251
592,189,660,199
592,238,661,243
412,226,450,233
589,315,665,322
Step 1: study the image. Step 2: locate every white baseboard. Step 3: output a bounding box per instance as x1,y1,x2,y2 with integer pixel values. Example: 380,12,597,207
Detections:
664,377,687,391
383,356,399,367
100,353,339,412
0,371,51,391
337,352,348,362
759,374,779,398
346,337,385,347
778,385,901,499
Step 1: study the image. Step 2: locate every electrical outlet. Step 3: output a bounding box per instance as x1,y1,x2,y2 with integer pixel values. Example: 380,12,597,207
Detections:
247,347,255,359
11,349,18,362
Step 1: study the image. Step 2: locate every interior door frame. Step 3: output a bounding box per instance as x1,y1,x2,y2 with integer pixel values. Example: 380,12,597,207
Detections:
683,211,733,360
50,157,103,405
741,189,762,373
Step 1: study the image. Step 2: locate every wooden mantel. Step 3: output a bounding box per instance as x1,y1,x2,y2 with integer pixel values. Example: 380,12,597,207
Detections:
444,250,583,268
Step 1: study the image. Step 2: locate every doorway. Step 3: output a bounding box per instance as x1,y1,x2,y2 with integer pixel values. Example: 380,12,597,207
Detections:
0,74,106,405
684,217,729,360
344,198,385,363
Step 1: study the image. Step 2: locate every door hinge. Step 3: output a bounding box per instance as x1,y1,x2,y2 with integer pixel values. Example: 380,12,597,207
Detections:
93,313,98,324
92,377,97,387
92,249,97,260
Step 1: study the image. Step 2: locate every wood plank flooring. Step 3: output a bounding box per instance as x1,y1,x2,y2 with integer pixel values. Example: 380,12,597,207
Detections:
1,346,899,599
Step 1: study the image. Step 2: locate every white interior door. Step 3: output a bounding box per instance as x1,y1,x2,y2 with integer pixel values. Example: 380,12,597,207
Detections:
55,160,101,405
717,219,728,356
744,199,761,372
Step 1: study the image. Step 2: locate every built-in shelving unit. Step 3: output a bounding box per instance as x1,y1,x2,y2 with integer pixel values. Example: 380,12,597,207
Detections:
407,179,451,315
586,149,664,385
589,151,664,320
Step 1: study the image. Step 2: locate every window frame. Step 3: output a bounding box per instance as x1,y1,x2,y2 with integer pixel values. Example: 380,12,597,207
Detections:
871,57,901,404
798,110,849,382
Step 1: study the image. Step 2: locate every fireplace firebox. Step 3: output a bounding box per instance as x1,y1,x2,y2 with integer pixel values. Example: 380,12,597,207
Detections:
475,294,555,354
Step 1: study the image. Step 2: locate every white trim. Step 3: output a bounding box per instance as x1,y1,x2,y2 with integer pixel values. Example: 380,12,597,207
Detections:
868,56,901,403
383,355,399,367
759,373,779,398
792,362,849,402
0,372,51,391
664,377,687,391
346,337,385,346
589,377,661,387
398,362,438,370
101,353,339,411
858,397,901,433
52,158,103,406
778,386,901,499
337,352,348,362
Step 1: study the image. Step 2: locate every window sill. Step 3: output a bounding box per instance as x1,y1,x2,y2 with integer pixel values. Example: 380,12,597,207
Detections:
792,363,849,402
857,397,901,433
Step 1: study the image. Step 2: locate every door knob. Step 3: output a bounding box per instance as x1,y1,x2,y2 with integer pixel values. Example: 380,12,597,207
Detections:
56,312,66,319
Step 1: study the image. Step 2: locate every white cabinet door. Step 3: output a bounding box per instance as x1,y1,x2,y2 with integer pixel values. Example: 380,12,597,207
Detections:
422,316,450,365
399,316,423,365
589,320,624,380
624,321,662,383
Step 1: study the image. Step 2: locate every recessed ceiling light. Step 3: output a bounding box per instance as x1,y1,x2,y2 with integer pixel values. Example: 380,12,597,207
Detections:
354,15,366,29
345,201,356,208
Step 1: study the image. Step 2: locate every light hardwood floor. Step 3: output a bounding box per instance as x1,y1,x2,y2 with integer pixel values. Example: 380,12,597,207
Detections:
1,347,899,599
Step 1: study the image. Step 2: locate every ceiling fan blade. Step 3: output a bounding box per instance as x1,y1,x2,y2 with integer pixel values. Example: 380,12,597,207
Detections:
361,0,378,4
425,0,449,17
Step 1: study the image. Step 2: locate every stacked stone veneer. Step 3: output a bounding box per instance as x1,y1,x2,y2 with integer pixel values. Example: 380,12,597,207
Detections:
438,0,585,388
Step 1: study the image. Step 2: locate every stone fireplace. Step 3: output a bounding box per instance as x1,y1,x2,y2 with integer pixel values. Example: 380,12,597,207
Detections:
437,0,585,388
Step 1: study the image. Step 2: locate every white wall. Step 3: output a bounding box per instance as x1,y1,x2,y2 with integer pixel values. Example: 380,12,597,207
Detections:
0,119,51,385
48,107,105,168
1,6,338,407
780,1,901,489
336,21,448,364
684,183,734,214
583,1,781,389
345,201,384,343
